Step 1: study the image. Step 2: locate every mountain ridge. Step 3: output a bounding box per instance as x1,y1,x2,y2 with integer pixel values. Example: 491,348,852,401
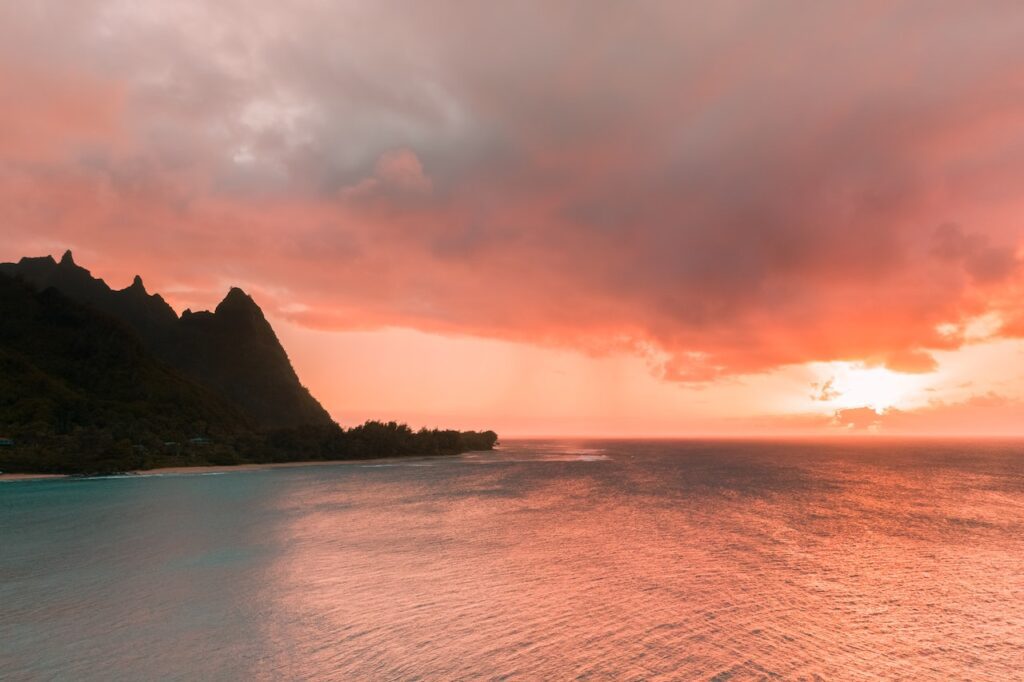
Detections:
0,251,331,429
0,252,497,474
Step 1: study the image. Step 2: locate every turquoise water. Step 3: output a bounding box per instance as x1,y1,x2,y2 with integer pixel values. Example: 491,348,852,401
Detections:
2,440,1024,679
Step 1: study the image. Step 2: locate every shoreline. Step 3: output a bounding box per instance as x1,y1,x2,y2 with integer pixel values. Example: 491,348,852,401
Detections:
0,455,468,482
0,472,68,481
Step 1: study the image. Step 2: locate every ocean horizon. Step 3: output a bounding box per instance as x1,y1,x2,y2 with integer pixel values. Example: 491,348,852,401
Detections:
3,438,1023,680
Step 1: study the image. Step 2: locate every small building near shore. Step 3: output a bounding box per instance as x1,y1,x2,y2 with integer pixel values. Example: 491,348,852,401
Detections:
189,436,212,446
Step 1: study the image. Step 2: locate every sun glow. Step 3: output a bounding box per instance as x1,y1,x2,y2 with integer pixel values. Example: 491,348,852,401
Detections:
814,363,932,413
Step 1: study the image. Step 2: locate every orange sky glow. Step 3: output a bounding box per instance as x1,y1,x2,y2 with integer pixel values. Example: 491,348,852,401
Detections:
3,2,1024,436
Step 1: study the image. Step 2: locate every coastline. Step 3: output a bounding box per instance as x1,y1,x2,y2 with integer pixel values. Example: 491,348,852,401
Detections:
0,472,68,482
0,455,466,482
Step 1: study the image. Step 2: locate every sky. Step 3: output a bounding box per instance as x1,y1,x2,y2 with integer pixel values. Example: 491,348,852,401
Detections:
2,1,1024,436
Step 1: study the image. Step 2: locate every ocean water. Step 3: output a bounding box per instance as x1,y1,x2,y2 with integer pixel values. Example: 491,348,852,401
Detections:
2,440,1023,680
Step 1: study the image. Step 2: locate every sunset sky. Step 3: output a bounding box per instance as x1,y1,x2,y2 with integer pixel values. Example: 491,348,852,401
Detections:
3,2,1024,436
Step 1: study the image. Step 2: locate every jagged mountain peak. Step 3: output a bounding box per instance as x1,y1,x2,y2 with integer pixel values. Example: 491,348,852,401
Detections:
126,275,147,294
212,287,271,332
0,252,333,429
218,286,258,309
19,254,56,267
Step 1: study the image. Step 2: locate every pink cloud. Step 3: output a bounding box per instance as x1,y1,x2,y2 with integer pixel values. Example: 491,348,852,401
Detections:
883,350,939,374
833,407,886,431
2,2,1024,384
826,392,1022,434
341,149,433,201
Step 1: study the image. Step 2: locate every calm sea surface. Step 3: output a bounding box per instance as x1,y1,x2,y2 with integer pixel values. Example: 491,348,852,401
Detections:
2,440,1024,680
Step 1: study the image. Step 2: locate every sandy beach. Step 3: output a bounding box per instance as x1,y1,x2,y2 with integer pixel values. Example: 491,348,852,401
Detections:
0,456,453,482
0,473,68,482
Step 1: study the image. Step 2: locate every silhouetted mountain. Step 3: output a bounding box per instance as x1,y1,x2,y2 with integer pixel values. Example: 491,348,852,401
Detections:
0,273,250,472
0,251,331,429
0,252,497,474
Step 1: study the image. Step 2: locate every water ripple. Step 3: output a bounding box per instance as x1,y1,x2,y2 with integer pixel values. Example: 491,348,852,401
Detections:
2,440,1023,679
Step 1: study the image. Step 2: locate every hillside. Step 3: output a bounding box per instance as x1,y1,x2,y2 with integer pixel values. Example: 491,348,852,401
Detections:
0,254,497,474
0,251,331,429
0,274,251,472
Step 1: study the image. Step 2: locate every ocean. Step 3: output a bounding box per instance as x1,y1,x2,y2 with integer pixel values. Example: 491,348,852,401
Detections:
2,440,1023,680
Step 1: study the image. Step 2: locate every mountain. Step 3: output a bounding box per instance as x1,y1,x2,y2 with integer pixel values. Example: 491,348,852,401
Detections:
0,273,250,472
0,252,497,474
0,251,331,429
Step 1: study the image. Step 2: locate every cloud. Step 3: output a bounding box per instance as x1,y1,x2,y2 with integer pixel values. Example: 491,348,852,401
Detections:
2,1,1024,382
963,391,1012,408
828,392,1021,433
883,350,939,374
833,407,887,431
932,223,1020,285
811,377,840,402
340,148,433,202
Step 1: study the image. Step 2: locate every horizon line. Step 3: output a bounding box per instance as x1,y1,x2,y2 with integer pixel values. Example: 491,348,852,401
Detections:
489,432,1024,441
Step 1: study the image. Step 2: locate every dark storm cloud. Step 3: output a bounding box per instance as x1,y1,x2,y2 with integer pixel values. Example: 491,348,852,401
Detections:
2,1,1024,379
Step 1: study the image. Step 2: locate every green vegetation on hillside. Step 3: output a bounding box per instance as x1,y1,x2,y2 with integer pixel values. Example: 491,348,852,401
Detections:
0,252,332,429
0,266,497,475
